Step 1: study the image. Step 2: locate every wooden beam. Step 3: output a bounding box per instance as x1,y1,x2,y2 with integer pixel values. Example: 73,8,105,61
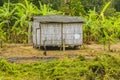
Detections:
63,39,65,51
61,23,65,51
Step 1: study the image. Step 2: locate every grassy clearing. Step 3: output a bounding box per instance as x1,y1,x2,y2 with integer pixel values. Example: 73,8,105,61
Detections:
0,53,120,80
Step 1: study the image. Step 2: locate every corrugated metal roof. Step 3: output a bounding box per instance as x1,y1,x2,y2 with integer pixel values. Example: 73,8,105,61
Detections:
33,15,85,23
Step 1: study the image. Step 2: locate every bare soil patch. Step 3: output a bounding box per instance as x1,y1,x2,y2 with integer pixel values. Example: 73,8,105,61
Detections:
0,43,120,63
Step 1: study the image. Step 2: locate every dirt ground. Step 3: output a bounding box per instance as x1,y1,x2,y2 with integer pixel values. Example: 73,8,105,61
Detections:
0,43,120,63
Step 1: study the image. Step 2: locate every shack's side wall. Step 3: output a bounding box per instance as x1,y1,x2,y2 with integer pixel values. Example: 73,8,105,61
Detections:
32,21,40,46
63,23,83,45
40,23,62,46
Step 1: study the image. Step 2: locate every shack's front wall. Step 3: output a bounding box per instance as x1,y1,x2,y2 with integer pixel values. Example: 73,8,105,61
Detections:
41,23,62,45
33,22,83,47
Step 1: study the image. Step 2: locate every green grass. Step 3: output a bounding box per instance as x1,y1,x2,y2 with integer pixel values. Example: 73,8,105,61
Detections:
0,54,120,80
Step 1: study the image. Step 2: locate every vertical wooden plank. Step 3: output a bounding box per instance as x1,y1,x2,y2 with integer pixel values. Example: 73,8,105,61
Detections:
36,28,40,46
39,23,41,50
35,28,37,47
63,39,65,51
61,23,65,51
32,21,36,46
60,23,63,50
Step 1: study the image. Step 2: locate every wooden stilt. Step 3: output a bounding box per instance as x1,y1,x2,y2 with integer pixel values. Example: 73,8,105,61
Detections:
43,40,47,56
63,39,65,51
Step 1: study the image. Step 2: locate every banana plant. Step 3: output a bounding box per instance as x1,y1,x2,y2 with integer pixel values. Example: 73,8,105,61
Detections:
110,13,120,39
98,1,116,51
16,0,39,44
99,19,116,51
84,10,99,43
16,0,62,43
0,2,17,41
99,1,111,21
38,1,63,15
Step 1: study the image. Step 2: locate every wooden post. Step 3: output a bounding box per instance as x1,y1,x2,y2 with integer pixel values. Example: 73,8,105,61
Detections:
35,28,37,49
63,39,65,51
28,22,32,44
61,23,65,51
40,25,42,50
36,28,41,50
0,39,2,48
43,40,47,56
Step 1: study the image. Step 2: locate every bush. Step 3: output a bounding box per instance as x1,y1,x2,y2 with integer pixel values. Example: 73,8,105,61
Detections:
0,54,120,80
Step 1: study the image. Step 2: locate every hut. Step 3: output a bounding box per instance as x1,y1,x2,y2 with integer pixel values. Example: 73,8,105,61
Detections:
32,15,85,50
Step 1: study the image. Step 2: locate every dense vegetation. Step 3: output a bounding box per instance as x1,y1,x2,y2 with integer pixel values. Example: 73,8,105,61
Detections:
0,1,120,80
0,54,120,80
0,0,120,45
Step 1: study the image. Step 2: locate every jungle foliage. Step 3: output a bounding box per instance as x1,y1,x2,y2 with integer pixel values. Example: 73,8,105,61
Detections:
0,0,120,46
0,54,120,80
0,1,120,80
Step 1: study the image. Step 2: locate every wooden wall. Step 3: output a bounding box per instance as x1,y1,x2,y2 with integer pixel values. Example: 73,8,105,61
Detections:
33,22,83,47
63,23,82,45
41,23,62,45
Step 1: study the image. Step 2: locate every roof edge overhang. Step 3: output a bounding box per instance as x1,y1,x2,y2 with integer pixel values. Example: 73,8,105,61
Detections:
32,15,86,23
